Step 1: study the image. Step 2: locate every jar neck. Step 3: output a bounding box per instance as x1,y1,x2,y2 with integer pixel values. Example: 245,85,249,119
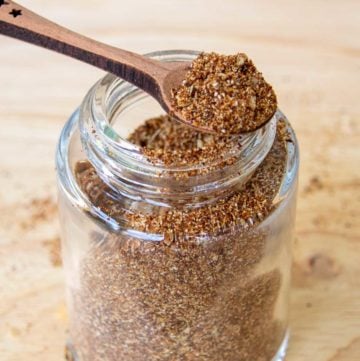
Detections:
78,50,277,207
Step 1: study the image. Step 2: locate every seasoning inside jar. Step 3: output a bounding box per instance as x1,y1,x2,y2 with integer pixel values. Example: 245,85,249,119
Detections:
71,117,292,361
58,50,298,361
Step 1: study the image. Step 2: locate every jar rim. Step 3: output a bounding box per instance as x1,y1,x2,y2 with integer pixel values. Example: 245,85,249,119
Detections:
56,49,299,235
78,50,277,197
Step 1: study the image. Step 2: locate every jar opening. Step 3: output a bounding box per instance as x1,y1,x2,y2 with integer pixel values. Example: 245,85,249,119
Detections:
78,50,277,205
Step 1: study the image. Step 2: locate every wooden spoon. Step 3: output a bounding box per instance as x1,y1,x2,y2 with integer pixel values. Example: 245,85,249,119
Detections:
0,1,191,125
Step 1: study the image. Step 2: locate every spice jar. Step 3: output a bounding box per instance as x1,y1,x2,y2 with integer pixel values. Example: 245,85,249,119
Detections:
56,50,299,361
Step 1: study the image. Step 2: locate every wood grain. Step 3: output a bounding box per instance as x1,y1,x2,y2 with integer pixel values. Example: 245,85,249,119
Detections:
0,0,359,360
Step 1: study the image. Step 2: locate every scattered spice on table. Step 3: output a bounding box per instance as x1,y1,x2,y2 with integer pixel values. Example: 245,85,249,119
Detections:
20,196,57,230
42,237,62,267
171,52,277,135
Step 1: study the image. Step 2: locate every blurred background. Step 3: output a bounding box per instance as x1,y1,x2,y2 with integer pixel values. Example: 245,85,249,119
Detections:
0,0,359,360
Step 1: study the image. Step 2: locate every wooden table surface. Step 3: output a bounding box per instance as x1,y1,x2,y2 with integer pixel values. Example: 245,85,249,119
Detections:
0,0,359,360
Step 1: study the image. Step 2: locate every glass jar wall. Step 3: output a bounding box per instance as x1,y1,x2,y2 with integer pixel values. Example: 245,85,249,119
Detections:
56,50,299,361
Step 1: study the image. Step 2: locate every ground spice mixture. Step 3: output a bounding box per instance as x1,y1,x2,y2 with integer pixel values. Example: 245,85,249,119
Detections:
68,116,290,361
126,114,243,179
127,114,240,167
171,52,277,135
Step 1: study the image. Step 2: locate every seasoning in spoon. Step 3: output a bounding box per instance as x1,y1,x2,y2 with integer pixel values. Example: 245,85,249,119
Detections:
171,52,277,135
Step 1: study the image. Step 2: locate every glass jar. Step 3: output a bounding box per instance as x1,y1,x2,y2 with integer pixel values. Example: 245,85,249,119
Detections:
56,50,299,361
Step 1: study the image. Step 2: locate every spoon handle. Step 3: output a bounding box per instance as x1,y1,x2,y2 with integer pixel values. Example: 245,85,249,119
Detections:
0,1,167,93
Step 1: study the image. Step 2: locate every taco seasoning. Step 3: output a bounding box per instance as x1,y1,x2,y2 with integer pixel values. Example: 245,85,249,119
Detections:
171,52,277,135
57,51,299,361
